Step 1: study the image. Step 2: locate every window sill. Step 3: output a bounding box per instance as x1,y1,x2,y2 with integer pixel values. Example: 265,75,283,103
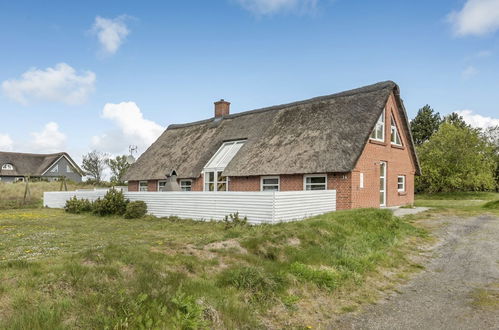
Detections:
398,191,407,196
369,139,387,146
391,144,405,150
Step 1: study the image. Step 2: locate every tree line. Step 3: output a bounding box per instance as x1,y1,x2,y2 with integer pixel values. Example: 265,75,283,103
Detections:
411,105,498,193
81,151,131,186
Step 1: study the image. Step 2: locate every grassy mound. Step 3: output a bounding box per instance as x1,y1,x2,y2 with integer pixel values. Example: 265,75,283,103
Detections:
483,200,499,209
0,208,426,328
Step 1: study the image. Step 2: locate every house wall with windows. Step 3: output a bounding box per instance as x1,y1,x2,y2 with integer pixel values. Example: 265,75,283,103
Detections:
351,93,415,208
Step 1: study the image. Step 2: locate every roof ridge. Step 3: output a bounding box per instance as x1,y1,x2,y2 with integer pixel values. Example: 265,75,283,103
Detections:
168,81,395,129
0,151,66,157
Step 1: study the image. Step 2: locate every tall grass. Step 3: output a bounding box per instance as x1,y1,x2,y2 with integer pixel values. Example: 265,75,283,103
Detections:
0,181,94,210
0,207,426,328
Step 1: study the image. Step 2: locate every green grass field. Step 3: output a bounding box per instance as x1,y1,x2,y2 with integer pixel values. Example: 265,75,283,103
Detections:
0,207,426,329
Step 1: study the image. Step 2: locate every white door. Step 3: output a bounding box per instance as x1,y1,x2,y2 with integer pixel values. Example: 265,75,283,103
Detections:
380,162,387,207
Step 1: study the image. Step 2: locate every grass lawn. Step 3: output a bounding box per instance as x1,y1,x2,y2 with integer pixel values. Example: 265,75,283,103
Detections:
0,207,427,329
414,192,499,215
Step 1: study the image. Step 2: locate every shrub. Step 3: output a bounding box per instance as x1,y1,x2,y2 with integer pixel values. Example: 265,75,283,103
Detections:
64,196,92,214
223,212,248,230
92,189,129,216
124,201,148,219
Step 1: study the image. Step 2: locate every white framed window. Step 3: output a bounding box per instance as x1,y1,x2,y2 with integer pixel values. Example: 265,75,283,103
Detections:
261,176,280,191
370,108,385,142
50,164,59,173
397,175,406,192
139,181,148,192
1,163,14,170
304,174,327,191
204,171,228,191
158,180,167,191
180,180,192,191
359,173,364,189
66,165,73,173
390,115,402,146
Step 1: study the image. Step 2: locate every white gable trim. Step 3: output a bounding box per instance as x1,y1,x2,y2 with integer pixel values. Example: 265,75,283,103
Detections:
41,154,83,176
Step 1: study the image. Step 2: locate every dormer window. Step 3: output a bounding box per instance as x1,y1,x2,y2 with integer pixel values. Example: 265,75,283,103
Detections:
390,115,402,146
203,140,246,191
2,163,14,170
370,108,385,142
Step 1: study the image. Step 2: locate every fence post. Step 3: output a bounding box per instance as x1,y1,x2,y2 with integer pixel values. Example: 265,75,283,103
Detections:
272,191,276,224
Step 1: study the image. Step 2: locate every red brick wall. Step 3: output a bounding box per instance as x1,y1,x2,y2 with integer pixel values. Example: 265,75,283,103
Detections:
128,181,138,192
351,92,415,208
148,180,158,192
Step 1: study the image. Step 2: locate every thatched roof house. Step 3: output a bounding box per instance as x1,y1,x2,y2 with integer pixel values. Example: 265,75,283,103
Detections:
0,152,83,183
126,81,419,209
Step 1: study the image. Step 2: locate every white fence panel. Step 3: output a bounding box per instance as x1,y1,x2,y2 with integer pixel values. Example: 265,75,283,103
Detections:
274,190,336,222
43,190,109,209
126,191,275,224
43,190,336,224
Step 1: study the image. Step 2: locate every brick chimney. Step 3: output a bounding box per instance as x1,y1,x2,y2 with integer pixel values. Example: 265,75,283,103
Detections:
214,99,230,118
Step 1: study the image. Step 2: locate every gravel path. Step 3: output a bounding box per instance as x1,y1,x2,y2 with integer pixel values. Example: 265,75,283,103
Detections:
331,215,499,330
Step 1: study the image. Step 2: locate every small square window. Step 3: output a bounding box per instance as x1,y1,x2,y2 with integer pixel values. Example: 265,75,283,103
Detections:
180,180,192,191
139,181,148,192
261,176,279,191
397,176,406,192
304,175,327,191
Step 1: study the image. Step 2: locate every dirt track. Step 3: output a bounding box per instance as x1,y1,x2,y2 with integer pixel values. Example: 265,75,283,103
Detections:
331,215,499,330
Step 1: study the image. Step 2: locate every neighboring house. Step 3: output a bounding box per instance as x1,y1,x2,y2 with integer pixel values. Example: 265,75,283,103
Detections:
125,81,420,209
0,152,83,183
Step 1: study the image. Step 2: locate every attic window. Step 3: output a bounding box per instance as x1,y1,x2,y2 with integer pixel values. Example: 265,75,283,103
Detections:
390,115,402,146
2,164,14,170
203,140,246,192
370,108,385,142
50,164,59,173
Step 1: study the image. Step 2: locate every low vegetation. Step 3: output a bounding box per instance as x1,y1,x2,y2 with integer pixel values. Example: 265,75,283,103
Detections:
0,181,95,210
0,207,426,328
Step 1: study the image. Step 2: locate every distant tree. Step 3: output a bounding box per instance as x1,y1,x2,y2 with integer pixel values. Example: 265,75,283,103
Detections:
416,123,496,193
442,112,470,129
107,155,131,185
483,125,499,191
82,150,108,184
410,105,442,145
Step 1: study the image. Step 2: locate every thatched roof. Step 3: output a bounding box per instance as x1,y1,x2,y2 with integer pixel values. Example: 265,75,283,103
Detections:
0,151,83,177
125,81,420,181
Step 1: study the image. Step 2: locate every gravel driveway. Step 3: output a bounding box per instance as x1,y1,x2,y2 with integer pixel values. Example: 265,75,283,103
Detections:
331,215,499,330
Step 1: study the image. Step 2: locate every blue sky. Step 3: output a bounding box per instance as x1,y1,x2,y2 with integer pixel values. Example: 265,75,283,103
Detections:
1,0,499,162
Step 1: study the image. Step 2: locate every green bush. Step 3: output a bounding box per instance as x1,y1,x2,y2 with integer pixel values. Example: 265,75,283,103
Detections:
92,189,129,216
64,197,92,214
223,212,248,230
124,201,148,219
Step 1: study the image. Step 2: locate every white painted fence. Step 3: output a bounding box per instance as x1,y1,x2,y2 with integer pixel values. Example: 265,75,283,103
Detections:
43,190,336,224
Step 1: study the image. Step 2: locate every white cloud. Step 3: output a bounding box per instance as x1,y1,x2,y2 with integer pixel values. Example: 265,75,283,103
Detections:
92,102,164,155
1,63,96,105
234,0,318,15
462,65,478,79
31,122,67,152
455,110,499,129
0,134,13,151
91,15,130,55
448,0,499,36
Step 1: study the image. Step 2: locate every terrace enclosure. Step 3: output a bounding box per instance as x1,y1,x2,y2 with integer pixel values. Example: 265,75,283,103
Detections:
125,81,420,209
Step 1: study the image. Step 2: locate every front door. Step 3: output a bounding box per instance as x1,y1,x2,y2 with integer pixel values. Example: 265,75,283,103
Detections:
380,162,386,207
